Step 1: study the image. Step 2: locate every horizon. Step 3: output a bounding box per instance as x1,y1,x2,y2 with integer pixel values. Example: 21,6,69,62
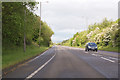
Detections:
35,0,119,43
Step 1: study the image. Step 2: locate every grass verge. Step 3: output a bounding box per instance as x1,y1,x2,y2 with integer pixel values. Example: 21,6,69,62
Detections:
2,45,49,69
62,45,120,53
98,46,120,53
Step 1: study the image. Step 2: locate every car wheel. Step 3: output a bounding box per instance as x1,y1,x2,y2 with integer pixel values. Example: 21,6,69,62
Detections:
96,50,97,52
88,49,89,51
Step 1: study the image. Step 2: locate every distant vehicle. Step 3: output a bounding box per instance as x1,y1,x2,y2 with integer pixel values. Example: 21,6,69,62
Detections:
85,42,97,52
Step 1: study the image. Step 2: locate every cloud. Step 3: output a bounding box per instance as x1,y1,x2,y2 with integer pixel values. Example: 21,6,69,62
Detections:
35,0,119,43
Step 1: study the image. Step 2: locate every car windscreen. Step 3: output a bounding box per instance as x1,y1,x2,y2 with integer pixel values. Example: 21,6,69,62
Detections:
88,43,97,46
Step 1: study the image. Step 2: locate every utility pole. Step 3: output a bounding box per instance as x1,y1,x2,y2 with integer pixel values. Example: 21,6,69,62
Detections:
39,2,42,46
39,1,48,47
24,8,26,52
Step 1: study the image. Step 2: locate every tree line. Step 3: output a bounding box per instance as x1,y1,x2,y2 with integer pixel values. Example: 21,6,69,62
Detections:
2,2,54,49
61,18,120,48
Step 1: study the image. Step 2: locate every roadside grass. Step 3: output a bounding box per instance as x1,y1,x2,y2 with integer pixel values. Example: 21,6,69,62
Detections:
62,44,84,49
78,46,120,53
62,44,120,53
98,46,120,53
78,45,120,53
2,45,49,69
75,46,85,48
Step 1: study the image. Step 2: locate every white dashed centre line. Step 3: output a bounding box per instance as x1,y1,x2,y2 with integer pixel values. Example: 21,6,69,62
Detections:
92,54,98,56
101,57,115,63
85,52,88,53
109,57,118,60
92,53,101,57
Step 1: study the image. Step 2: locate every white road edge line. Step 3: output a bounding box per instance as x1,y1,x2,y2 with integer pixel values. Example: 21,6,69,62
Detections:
101,57,115,63
26,53,56,79
27,48,50,63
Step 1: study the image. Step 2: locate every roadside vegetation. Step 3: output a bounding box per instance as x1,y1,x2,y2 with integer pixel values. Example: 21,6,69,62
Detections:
2,2,54,69
61,18,120,52
3,46,48,69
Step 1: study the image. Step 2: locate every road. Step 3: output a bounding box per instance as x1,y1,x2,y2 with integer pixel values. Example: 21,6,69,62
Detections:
3,45,119,79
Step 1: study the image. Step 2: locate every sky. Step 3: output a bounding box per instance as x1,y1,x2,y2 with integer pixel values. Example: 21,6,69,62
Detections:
34,0,119,43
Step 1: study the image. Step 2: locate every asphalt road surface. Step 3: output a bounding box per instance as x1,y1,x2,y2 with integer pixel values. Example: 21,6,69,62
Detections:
3,45,119,79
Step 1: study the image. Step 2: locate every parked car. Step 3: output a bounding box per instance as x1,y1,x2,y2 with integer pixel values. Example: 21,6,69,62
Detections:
85,42,98,52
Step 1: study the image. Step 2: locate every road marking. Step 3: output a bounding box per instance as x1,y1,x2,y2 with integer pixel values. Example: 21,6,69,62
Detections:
26,53,56,79
92,54,98,56
27,49,49,63
92,53,101,57
85,52,88,53
109,57,118,60
101,57,115,63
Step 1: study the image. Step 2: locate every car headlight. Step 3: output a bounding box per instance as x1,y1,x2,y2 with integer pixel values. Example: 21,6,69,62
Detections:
88,46,91,48
95,46,97,48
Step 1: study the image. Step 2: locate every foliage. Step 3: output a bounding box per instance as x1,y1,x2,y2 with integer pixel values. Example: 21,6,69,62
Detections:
61,18,120,51
2,2,54,69
2,2,54,49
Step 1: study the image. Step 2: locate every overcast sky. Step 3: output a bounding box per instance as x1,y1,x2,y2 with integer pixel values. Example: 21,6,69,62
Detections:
34,0,119,43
